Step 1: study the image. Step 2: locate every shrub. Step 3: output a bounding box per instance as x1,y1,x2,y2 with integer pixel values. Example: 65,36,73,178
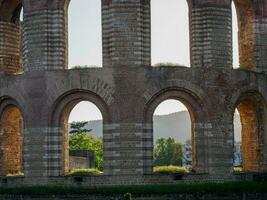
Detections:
153,165,189,174
234,167,243,173
124,193,132,200
67,168,102,176
153,62,187,67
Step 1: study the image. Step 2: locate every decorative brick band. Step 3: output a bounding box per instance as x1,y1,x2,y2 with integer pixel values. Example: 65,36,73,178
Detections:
0,21,21,74
23,9,67,71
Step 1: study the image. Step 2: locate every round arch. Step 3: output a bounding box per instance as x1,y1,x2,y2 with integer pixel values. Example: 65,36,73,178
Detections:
232,90,266,172
50,90,110,175
0,96,24,176
143,87,209,173
51,90,111,126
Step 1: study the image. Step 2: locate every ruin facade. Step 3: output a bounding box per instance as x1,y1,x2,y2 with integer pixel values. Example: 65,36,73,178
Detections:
0,0,266,185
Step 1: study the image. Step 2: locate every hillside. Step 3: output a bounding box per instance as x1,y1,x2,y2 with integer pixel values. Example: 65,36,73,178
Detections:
77,111,241,143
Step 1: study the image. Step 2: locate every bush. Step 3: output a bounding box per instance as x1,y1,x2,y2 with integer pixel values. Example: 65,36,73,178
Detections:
67,168,102,176
153,62,187,67
234,167,243,173
153,165,189,174
124,193,132,200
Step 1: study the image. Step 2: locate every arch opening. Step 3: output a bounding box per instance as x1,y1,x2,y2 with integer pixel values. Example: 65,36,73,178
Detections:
152,99,195,172
151,0,190,67
68,0,102,69
61,101,103,174
232,2,240,69
233,97,263,172
0,105,24,176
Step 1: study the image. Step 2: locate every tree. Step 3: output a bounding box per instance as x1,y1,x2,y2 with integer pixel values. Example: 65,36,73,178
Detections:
69,121,103,170
153,137,183,166
69,121,91,134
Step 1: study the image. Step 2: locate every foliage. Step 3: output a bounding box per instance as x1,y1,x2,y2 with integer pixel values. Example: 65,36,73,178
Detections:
153,62,187,67
69,121,91,134
124,193,132,200
69,132,103,170
153,165,189,174
69,121,103,170
67,168,101,176
0,182,267,195
234,167,243,173
72,65,100,69
153,137,183,166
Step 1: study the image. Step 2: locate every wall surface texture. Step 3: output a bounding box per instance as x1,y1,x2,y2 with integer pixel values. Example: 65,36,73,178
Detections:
0,0,266,186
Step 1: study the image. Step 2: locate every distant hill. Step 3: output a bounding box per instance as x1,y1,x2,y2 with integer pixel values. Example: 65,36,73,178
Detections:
74,111,241,143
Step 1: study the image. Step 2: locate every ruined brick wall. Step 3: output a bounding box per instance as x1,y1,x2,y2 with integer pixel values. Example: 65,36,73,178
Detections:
0,0,266,182
0,106,23,176
102,0,150,67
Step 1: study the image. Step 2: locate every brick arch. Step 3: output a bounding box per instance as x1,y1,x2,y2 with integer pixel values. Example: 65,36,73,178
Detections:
232,90,266,172
0,0,22,23
51,89,111,126
143,87,209,173
0,96,24,176
49,90,110,175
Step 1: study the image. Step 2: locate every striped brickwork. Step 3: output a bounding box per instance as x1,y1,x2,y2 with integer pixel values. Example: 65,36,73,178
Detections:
189,2,232,68
0,21,21,74
102,0,150,67
103,123,153,175
23,9,67,71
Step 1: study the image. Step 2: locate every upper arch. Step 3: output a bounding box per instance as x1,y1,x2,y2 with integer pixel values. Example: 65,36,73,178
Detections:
50,89,111,127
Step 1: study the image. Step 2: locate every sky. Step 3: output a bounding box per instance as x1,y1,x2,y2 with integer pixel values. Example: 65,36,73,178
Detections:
53,0,239,121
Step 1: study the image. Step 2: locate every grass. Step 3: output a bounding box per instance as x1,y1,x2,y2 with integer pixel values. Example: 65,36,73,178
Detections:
0,182,266,195
66,168,102,176
153,165,190,174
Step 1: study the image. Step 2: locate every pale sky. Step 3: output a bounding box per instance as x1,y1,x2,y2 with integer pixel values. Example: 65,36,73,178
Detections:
68,0,239,121
21,0,238,121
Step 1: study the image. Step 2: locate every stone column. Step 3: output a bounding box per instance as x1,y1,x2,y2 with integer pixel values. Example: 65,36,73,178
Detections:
254,1,267,71
102,0,150,68
188,0,232,68
0,0,22,75
23,0,68,71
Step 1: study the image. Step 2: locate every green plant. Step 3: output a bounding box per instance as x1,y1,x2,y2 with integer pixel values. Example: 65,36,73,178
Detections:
153,165,189,174
234,167,243,173
153,62,187,67
124,193,132,200
67,168,102,176
153,138,183,166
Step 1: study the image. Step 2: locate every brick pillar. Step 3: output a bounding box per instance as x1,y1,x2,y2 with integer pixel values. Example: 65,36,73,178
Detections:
102,0,150,68
23,0,68,71
0,21,21,74
255,1,267,71
0,0,22,74
188,0,232,68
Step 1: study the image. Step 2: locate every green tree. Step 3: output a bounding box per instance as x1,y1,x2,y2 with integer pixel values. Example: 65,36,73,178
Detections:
69,121,91,134
69,121,103,170
153,137,183,166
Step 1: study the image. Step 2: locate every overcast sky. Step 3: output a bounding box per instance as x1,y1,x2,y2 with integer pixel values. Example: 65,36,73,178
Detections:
67,0,239,122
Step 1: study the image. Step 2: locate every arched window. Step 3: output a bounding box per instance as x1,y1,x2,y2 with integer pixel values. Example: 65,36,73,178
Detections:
68,0,102,68
233,96,263,172
0,106,24,176
233,109,242,168
232,2,240,68
64,101,103,174
153,99,193,171
151,0,190,67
